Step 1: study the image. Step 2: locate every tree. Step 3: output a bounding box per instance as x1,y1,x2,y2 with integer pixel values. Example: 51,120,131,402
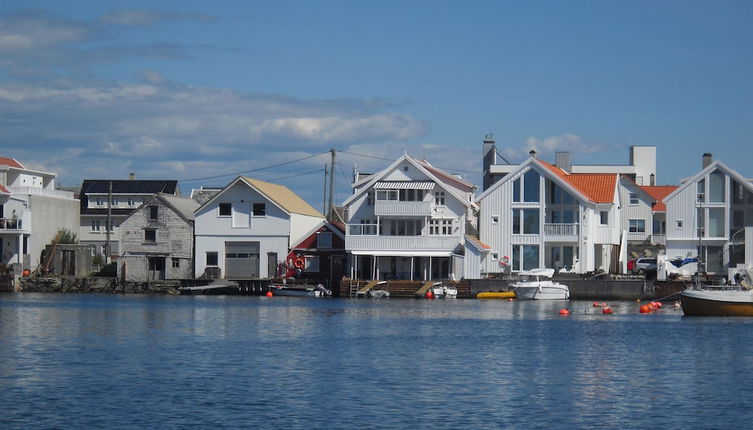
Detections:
53,228,78,244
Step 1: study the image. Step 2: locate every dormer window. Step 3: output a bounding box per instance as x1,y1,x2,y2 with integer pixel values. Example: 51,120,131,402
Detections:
219,203,231,216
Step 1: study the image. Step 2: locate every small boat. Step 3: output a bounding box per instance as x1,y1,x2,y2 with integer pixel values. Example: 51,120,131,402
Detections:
680,286,753,316
431,283,458,299
178,281,240,295
367,289,390,298
271,284,331,297
476,291,516,299
356,280,390,298
511,268,569,300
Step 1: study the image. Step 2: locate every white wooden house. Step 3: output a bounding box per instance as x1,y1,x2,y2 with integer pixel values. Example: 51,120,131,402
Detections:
471,155,621,277
664,154,753,276
1,157,79,271
117,194,199,282
341,155,477,281
193,176,324,279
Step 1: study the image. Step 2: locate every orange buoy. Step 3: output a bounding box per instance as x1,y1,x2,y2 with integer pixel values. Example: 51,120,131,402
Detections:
559,309,570,315
601,302,607,307
425,291,434,300
602,306,613,314
639,305,650,313
655,302,663,308
593,301,601,307
22,269,30,277
507,297,514,302
266,291,273,298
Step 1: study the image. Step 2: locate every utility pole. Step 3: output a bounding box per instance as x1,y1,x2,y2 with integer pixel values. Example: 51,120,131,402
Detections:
322,164,328,216
105,181,112,264
328,148,336,221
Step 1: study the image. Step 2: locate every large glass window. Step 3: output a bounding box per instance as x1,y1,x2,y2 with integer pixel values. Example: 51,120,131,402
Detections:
523,245,539,270
708,208,725,237
523,170,540,202
697,179,705,202
697,208,705,237
629,219,645,233
709,170,725,203
513,178,521,202
513,210,521,234
513,246,521,271
523,209,539,234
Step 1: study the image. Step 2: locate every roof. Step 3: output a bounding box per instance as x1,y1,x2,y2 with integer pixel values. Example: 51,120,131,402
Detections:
640,185,678,212
0,157,25,169
0,184,9,194
415,159,476,191
79,179,179,215
540,161,617,204
190,187,222,206
159,194,200,221
241,177,323,217
465,235,491,252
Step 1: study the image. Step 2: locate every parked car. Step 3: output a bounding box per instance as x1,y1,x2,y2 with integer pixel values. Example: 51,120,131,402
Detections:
632,257,657,275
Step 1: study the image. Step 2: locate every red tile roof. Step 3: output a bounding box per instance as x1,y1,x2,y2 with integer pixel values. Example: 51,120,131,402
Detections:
0,157,24,169
640,185,678,212
539,161,617,203
0,184,9,194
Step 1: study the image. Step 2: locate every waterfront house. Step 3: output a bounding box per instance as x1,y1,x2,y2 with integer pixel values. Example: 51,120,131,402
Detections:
472,152,620,277
617,177,678,247
193,176,325,279
664,153,753,277
282,221,346,288
117,193,199,282
0,157,79,272
78,177,179,261
341,154,478,281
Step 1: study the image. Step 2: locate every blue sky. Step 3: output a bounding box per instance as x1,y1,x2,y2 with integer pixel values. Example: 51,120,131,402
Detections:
1,1,752,209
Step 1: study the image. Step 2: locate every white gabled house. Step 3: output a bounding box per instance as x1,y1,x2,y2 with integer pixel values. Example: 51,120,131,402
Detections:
471,154,621,277
617,178,677,246
193,176,325,279
341,155,477,281
664,154,753,277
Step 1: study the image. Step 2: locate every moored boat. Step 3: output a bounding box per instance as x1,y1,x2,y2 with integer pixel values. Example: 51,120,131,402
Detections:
271,284,332,297
680,287,753,316
511,268,569,300
431,284,458,299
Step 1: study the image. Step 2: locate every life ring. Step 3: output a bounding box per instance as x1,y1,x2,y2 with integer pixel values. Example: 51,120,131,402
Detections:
294,257,305,269
499,256,510,267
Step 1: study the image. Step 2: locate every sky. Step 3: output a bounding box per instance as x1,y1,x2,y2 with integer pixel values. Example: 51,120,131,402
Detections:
2,1,752,210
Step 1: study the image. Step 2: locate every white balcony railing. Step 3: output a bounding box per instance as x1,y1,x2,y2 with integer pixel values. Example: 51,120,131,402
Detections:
374,200,433,216
651,234,666,245
0,218,22,231
543,223,579,236
346,235,460,252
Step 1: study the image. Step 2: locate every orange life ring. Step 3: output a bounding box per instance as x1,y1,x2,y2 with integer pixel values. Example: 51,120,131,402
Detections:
499,256,510,267
294,257,305,269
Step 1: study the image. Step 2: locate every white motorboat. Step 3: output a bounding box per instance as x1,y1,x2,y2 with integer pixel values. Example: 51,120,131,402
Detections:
511,268,569,300
431,283,458,299
681,286,753,316
271,284,331,297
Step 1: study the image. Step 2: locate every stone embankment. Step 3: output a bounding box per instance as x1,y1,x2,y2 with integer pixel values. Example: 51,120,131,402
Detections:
20,277,180,294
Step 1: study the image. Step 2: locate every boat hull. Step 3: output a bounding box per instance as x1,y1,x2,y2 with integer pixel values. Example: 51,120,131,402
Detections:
513,285,569,300
681,289,753,316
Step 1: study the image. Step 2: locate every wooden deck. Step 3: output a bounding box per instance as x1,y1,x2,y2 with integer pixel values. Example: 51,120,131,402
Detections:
342,279,471,298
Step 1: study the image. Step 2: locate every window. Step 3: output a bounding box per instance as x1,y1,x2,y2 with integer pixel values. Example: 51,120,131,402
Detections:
91,220,101,232
366,192,374,206
513,178,521,202
629,219,646,233
708,208,725,237
128,198,134,207
400,189,423,201
172,258,180,268
434,191,445,206
149,205,159,220
349,219,378,235
96,197,103,206
144,229,156,242
523,170,540,202
491,216,499,224
376,190,398,201
697,179,705,202
253,203,266,216
305,256,320,272
317,232,333,248
206,252,218,266
629,193,639,205
600,211,608,225
219,203,231,216
513,209,539,234
111,198,118,206
492,253,498,260
676,220,684,229
512,245,539,271
709,170,725,203
429,219,452,235
387,219,422,236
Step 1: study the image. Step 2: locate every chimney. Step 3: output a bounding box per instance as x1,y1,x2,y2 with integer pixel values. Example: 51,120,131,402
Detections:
555,152,572,173
129,172,136,180
529,149,537,159
702,153,713,169
650,173,655,186
482,134,497,191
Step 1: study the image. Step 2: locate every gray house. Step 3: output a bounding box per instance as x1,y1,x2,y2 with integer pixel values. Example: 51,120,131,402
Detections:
117,193,199,282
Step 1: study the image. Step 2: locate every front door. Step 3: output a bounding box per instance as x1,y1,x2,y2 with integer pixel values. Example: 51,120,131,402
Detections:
148,257,166,280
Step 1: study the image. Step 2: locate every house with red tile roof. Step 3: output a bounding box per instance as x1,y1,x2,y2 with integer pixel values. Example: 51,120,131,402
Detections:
472,152,622,277
618,175,679,249
1,158,79,272
341,154,478,283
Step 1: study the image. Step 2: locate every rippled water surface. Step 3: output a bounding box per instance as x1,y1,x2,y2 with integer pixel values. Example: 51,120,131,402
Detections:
3,293,753,429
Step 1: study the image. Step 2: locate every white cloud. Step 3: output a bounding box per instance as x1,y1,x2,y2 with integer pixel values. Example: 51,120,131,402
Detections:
499,134,611,162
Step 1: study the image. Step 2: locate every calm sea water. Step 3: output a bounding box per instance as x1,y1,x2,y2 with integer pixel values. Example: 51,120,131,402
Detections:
2,293,753,429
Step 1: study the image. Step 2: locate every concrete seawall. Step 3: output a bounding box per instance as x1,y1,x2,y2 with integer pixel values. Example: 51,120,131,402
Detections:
471,277,658,300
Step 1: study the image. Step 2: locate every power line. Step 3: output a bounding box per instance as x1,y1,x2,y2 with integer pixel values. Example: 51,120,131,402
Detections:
177,151,329,183
337,148,478,175
266,168,323,182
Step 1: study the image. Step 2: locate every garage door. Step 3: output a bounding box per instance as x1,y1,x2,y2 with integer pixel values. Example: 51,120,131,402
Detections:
225,242,260,279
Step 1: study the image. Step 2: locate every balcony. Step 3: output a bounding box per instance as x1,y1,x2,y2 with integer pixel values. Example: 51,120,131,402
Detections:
0,218,23,231
374,200,433,216
651,234,666,245
543,223,579,241
346,235,460,252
